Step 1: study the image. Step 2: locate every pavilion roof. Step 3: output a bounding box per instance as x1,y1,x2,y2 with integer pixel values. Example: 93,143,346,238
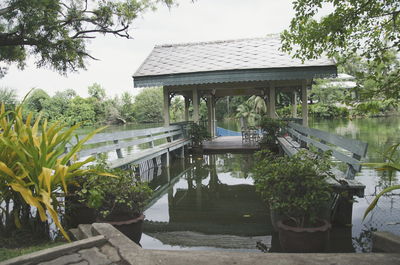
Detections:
133,35,336,87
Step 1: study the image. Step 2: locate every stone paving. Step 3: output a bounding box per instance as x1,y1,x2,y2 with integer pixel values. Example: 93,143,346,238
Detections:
37,244,123,265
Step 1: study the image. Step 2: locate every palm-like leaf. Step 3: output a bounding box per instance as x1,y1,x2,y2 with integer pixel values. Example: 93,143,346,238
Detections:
0,104,109,241
363,142,400,220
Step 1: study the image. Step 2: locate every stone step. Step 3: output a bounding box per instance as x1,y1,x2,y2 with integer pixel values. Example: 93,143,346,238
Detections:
78,224,94,239
69,228,81,241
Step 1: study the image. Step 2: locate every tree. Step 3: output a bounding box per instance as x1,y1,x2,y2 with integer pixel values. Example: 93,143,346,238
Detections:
132,87,163,123
88,83,106,100
41,89,76,122
281,0,400,98
120,92,135,121
170,96,184,122
24,88,49,112
0,0,174,75
311,79,346,104
0,87,18,110
65,96,96,126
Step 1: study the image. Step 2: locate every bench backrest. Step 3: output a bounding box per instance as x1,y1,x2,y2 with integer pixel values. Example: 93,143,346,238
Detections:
287,122,368,178
71,124,189,159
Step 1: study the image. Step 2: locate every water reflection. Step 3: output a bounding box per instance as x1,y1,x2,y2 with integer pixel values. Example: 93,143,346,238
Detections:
311,117,400,249
140,153,358,253
142,153,271,251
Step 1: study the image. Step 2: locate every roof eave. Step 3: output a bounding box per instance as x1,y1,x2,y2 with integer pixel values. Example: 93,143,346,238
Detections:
132,65,337,88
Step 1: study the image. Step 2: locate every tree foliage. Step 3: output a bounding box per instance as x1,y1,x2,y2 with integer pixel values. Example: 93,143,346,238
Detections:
0,0,174,75
0,87,18,110
281,0,400,98
132,87,163,123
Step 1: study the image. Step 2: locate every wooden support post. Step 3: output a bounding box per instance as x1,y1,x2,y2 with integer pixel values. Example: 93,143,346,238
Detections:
167,165,171,183
193,88,199,124
212,96,217,138
163,87,170,127
301,82,308,127
184,96,190,121
268,84,276,119
291,90,298,118
207,96,212,136
165,151,170,167
113,140,123,159
333,193,354,227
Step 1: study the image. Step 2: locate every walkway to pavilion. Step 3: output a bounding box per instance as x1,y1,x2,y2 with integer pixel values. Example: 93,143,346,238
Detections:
202,136,259,153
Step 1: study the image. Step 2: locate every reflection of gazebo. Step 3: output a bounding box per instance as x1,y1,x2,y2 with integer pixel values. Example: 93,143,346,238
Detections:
133,35,336,136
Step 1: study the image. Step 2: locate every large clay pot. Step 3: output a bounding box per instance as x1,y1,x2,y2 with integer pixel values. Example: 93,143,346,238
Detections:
103,214,145,245
65,201,96,228
277,219,331,253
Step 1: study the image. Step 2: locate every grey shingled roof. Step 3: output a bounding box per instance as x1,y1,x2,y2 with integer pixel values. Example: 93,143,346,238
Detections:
133,35,336,87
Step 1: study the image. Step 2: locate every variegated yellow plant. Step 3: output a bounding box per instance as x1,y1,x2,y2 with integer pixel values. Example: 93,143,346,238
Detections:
0,103,111,241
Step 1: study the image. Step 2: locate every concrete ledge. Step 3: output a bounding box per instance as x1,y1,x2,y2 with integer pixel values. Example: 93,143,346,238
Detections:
91,222,142,263
133,251,400,265
373,231,400,253
0,235,107,265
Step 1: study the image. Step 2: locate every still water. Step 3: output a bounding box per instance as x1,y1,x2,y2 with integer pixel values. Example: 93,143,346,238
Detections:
139,116,400,253
310,117,400,252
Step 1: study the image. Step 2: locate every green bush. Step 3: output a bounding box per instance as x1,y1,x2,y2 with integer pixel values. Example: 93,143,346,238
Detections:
252,150,333,227
351,99,399,117
188,123,211,147
73,157,153,221
258,117,284,146
309,103,349,119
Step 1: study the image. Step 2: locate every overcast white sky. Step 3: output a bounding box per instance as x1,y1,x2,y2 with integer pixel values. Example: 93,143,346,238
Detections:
1,0,331,99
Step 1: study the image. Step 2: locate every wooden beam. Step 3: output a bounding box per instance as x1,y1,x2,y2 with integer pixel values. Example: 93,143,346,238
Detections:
166,80,304,93
301,81,308,127
163,86,170,126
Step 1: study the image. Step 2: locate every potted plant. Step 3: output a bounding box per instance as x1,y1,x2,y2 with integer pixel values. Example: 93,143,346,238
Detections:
252,149,333,252
69,157,153,244
258,117,284,152
188,123,211,153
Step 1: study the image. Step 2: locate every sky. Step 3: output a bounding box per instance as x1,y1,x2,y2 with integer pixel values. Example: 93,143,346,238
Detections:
1,0,331,100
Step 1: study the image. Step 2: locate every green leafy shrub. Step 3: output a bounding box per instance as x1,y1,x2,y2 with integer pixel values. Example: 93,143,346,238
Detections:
188,123,211,147
351,99,399,117
258,117,284,146
73,158,153,221
309,103,349,119
252,150,333,227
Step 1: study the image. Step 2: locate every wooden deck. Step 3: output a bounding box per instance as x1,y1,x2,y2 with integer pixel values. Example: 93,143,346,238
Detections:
202,136,260,153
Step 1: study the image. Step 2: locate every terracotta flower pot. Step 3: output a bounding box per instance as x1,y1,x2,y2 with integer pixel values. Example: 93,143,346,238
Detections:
277,219,331,253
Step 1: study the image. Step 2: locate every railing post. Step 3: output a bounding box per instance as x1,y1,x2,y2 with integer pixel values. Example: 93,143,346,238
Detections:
147,134,154,148
114,140,123,159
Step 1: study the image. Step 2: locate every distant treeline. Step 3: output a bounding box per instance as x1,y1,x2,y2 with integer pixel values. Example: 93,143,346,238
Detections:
0,84,172,126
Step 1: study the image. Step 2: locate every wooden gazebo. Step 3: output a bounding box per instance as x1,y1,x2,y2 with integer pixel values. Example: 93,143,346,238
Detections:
133,35,336,136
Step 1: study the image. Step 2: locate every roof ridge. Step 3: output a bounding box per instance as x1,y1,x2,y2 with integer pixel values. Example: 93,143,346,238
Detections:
155,34,281,48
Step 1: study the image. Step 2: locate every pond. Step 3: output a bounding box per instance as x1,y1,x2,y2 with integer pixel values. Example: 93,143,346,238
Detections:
139,116,400,253
141,153,270,252
310,116,400,252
